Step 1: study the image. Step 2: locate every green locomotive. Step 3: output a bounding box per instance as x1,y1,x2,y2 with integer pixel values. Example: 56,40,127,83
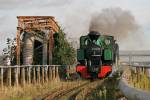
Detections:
76,31,119,78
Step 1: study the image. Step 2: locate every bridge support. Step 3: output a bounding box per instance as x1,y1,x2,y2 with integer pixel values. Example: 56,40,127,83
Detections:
43,41,48,65
23,33,34,65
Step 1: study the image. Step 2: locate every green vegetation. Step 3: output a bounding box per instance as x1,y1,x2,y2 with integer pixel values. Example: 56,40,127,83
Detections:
53,28,76,65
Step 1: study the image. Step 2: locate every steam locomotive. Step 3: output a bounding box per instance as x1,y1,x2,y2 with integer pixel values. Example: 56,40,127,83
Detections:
76,31,119,79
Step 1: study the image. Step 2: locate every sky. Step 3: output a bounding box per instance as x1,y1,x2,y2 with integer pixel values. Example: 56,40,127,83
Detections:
0,0,150,53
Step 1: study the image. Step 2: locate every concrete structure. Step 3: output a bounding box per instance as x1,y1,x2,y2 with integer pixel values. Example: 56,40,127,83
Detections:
119,68,150,100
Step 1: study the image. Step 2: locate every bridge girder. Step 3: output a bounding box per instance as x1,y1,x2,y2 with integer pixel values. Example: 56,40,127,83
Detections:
16,16,59,65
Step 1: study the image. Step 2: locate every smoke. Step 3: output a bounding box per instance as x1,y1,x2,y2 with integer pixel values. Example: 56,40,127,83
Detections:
89,8,139,41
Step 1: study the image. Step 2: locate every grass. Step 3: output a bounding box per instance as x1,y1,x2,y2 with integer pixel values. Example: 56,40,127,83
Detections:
0,80,62,100
0,79,87,100
84,72,125,100
0,65,79,100
128,69,150,92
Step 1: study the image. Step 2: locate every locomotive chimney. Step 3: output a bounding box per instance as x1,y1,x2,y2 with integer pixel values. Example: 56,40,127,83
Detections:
88,31,100,41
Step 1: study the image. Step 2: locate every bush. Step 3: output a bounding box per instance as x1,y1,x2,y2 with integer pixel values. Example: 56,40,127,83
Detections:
53,28,76,65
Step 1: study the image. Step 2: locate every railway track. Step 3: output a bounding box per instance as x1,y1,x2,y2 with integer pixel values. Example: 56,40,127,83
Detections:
43,72,126,100
44,79,104,100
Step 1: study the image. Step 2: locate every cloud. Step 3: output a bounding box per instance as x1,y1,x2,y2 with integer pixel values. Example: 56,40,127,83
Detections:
0,0,26,9
0,0,72,10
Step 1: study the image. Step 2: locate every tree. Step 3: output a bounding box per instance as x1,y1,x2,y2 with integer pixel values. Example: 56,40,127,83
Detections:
53,29,76,65
2,38,17,65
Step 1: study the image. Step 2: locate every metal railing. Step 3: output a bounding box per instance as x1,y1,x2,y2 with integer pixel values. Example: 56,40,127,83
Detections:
120,51,150,67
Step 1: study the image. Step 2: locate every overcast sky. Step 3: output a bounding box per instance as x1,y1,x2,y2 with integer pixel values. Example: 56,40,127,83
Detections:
0,0,150,53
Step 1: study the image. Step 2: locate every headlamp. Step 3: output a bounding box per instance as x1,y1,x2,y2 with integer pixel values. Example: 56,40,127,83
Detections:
105,39,110,45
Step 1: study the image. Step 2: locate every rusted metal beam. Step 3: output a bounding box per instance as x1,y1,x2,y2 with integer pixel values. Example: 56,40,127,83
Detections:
16,27,22,66
17,16,58,32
